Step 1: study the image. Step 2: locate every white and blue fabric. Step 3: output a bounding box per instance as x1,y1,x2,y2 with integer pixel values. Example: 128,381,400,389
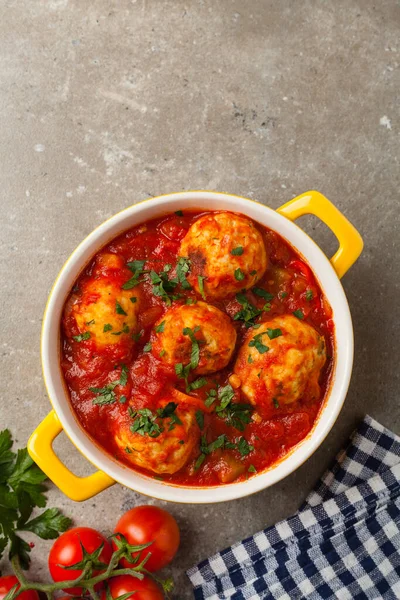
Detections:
187,416,400,599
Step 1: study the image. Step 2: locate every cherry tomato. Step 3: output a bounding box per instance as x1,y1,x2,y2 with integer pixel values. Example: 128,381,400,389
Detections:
102,575,163,600
113,506,180,572
0,576,39,600
48,527,113,595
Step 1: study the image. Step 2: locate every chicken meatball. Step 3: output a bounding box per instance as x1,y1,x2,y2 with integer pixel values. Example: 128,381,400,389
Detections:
114,400,199,475
72,278,140,346
151,302,237,375
234,315,326,408
179,212,267,299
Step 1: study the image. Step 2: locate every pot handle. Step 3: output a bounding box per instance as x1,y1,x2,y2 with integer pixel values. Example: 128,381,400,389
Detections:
28,410,115,502
276,190,363,278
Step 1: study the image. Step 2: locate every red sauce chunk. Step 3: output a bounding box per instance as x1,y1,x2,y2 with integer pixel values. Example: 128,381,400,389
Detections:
61,210,334,486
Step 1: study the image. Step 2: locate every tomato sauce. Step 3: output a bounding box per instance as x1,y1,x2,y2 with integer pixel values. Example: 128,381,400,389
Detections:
61,210,334,486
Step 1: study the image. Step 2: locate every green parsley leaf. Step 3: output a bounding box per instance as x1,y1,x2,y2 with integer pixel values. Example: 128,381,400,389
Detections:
130,296,137,303
143,342,152,352
237,437,254,456
85,319,95,326
183,326,201,370
306,290,313,301
188,377,208,391
122,260,148,289
119,395,127,404
253,287,274,301
234,268,245,281
72,332,91,342
205,388,217,407
155,321,166,333
116,301,127,316
293,309,304,320
249,332,270,354
175,210,184,216
248,354,253,363
176,257,192,290
160,349,166,357
103,323,113,333
197,275,206,300
273,398,280,408
248,464,257,473
214,385,253,431
250,270,257,276
111,324,130,336
195,410,204,429
194,453,206,471
185,298,196,305
231,246,244,256
89,366,128,405
20,508,71,540
267,328,282,340
132,329,143,342
233,293,261,327
280,292,288,299
150,267,180,305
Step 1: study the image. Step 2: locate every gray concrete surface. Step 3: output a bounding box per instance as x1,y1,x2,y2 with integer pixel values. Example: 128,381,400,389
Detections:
1,0,399,597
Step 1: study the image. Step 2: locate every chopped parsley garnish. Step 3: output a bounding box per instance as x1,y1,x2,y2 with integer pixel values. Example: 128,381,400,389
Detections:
273,398,280,408
155,320,166,333
111,324,130,336
205,388,217,407
231,246,244,255
186,298,196,305
253,287,274,302
175,210,184,216
267,328,282,340
122,260,148,289
234,268,245,281
233,293,261,327
103,323,113,332
85,319,95,326
150,266,180,305
129,402,182,437
293,309,304,320
195,433,254,470
73,332,91,342
89,365,128,405
306,290,313,301
248,354,254,363
197,275,206,300
132,329,143,341
183,326,201,370
214,384,253,431
143,342,152,352
248,464,257,473
130,296,137,303
249,332,270,354
176,257,192,290
130,409,163,438
195,410,204,429
119,395,127,404
280,292,288,299
194,453,206,471
160,349,166,357
115,301,127,316
188,377,208,391
237,437,254,456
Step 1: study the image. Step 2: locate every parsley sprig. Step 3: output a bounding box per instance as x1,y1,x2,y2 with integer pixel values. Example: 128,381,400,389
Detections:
0,430,71,570
89,365,128,406
121,260,148,290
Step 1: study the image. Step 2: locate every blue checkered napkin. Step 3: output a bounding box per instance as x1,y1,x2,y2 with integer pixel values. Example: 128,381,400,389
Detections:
187,416,400,599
